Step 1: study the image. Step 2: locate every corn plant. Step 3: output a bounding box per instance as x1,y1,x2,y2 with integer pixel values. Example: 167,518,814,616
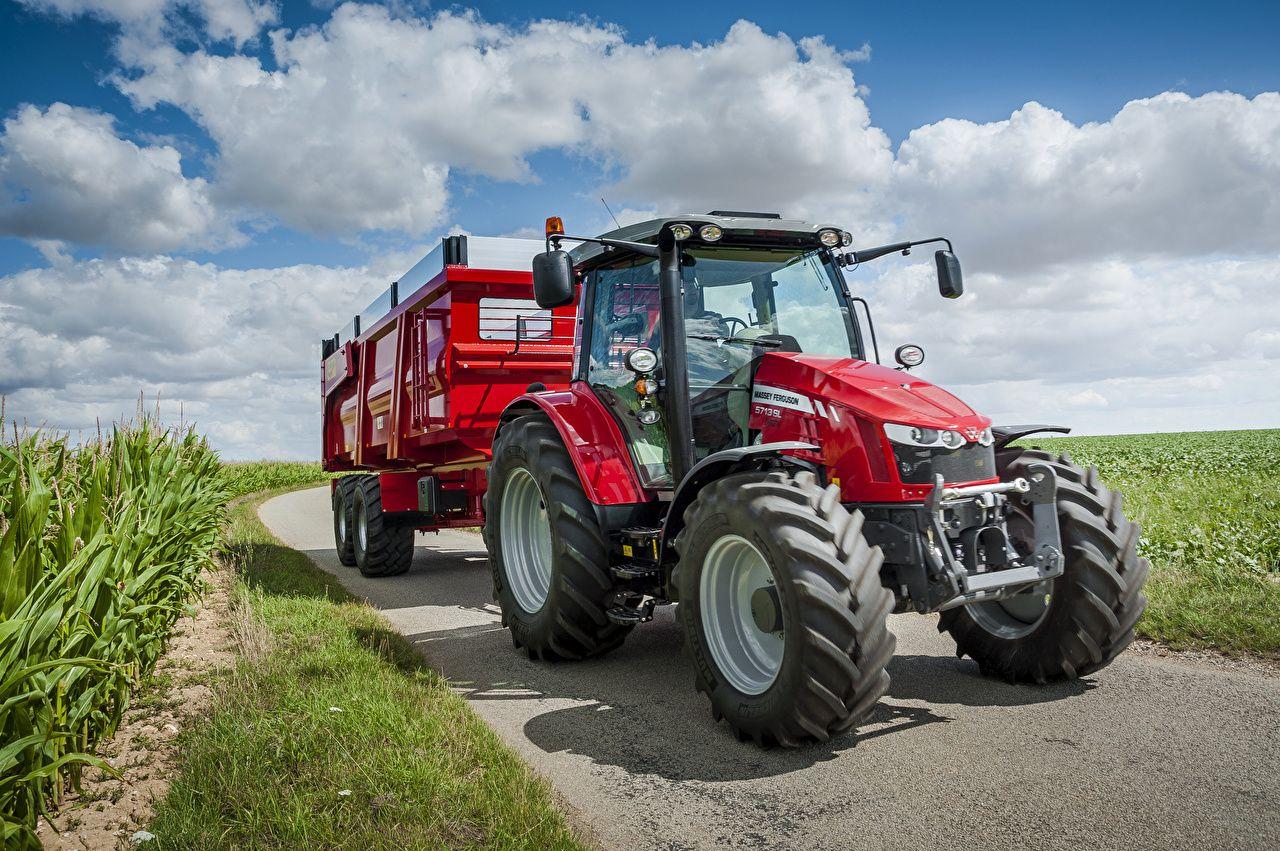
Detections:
0,421,226,848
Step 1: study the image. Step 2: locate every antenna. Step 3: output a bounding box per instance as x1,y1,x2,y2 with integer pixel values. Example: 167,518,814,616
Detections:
601,198,622,230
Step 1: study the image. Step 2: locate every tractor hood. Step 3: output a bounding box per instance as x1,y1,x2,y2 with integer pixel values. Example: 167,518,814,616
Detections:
753,353,991,431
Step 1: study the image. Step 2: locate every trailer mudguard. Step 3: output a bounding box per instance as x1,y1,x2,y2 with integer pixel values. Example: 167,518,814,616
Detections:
660,442,820,564
497,382,650,506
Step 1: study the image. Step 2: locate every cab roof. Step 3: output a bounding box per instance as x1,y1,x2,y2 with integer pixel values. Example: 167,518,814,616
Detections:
568,212,845,266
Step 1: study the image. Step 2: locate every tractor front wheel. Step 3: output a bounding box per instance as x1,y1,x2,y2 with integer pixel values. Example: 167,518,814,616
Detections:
674,470,896,747
939,448,1149,682
483,415,631,661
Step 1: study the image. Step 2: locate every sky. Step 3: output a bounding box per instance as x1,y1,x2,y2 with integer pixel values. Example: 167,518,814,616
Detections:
0,0,1277,458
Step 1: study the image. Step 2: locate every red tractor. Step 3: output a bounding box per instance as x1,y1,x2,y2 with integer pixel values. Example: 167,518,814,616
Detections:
323,214,1148,747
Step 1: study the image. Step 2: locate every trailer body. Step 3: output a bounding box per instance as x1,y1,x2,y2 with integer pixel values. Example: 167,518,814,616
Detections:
321,236,574,526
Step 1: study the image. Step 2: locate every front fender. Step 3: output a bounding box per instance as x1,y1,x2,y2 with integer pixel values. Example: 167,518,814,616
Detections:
497,381,650,506
660,441,820,568
992,423,1071,450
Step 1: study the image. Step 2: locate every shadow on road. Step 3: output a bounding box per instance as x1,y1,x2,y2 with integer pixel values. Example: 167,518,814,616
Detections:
317,540,1096,783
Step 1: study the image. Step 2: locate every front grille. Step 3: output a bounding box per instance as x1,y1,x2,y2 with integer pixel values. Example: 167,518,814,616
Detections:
892,441,996,484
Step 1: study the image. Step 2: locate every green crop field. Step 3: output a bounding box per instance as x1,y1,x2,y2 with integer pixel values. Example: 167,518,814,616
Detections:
1018,429,1280,656
1,423,225,848
219,461,330,500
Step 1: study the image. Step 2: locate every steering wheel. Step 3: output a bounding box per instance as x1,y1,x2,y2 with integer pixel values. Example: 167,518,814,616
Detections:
721,316,748,336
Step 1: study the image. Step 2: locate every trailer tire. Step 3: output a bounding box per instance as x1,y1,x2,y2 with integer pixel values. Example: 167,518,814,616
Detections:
939,448,1149,683
484,415,630,661
352,476,415,578
333,476,360,567
673,470,895,747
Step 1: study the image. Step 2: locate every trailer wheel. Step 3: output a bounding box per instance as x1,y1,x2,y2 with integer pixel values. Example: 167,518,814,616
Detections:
484,415,630,661
673,470,895,747
333,476,360,567
939,448,1149,683
352,476,415,578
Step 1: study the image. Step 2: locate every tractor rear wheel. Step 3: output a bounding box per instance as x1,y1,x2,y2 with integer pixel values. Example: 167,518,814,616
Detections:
674,470,895,747
483,415,631,661
352,476,415,577
939,448,1149,682
333,476,360,567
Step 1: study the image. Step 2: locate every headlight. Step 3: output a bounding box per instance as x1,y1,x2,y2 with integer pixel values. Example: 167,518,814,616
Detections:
884,422,969,449
624,347,658,373
818,229,842,247
976,427,994,446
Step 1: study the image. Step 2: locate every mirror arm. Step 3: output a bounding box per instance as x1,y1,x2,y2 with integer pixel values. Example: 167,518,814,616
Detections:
846,236,953,265
549,233,661,258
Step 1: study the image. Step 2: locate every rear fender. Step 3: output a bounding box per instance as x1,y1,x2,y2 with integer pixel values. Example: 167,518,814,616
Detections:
661,442,820,568
497,382,650,506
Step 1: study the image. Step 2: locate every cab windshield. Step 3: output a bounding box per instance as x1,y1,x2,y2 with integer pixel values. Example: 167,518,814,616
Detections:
682,246,862,360
584,245,861,486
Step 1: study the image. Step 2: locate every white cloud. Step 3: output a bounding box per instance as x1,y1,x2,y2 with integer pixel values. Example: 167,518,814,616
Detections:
115,8,892,238
893,92,1280,271
0,103,234,253
845,253,1280,433
15,0,278,45
0,253,398,458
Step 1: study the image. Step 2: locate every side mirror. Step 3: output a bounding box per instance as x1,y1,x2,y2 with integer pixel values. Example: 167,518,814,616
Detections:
935,250,963,299
532,250,575,308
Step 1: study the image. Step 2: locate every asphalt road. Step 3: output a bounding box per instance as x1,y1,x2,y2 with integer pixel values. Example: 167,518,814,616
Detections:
261,487,1280,850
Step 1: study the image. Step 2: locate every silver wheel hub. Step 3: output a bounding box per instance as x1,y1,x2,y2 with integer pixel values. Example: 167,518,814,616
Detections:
500,467,554,614
699,534,784,695
338,504,348,543
356,499,368,552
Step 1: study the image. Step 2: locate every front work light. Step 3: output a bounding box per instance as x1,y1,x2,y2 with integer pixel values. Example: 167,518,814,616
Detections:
669,223,694,240
699,224,723,242
624,347,658,373
819,229,841,247
545,216,564,237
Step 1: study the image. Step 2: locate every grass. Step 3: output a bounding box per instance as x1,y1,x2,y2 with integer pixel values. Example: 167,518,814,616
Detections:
147,490,585,850
1018,429,1280,656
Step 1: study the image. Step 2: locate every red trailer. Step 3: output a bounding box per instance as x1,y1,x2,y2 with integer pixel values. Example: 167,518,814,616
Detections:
321,236,575,572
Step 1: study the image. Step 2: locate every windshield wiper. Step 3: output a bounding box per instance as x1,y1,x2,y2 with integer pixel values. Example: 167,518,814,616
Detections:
687,334,782,348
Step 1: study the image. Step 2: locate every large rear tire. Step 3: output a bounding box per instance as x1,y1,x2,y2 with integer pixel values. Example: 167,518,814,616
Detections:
483,415,630,661
939,448,1149,682
333,476,359,567
352,476,415,577
674,470,895,747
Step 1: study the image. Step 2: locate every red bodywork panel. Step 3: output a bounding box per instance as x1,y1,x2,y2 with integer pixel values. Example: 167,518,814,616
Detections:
750,354,995,503
322,263,576,526
502,382,650,506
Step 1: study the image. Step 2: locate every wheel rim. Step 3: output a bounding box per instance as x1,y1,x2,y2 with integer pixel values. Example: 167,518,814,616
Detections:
356,498,368,552
337,501,348,544
500,467,554,614
699,534,784,695
968,505,1052,639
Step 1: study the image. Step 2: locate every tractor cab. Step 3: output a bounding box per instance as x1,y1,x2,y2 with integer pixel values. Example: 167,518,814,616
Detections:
576,224,864,486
